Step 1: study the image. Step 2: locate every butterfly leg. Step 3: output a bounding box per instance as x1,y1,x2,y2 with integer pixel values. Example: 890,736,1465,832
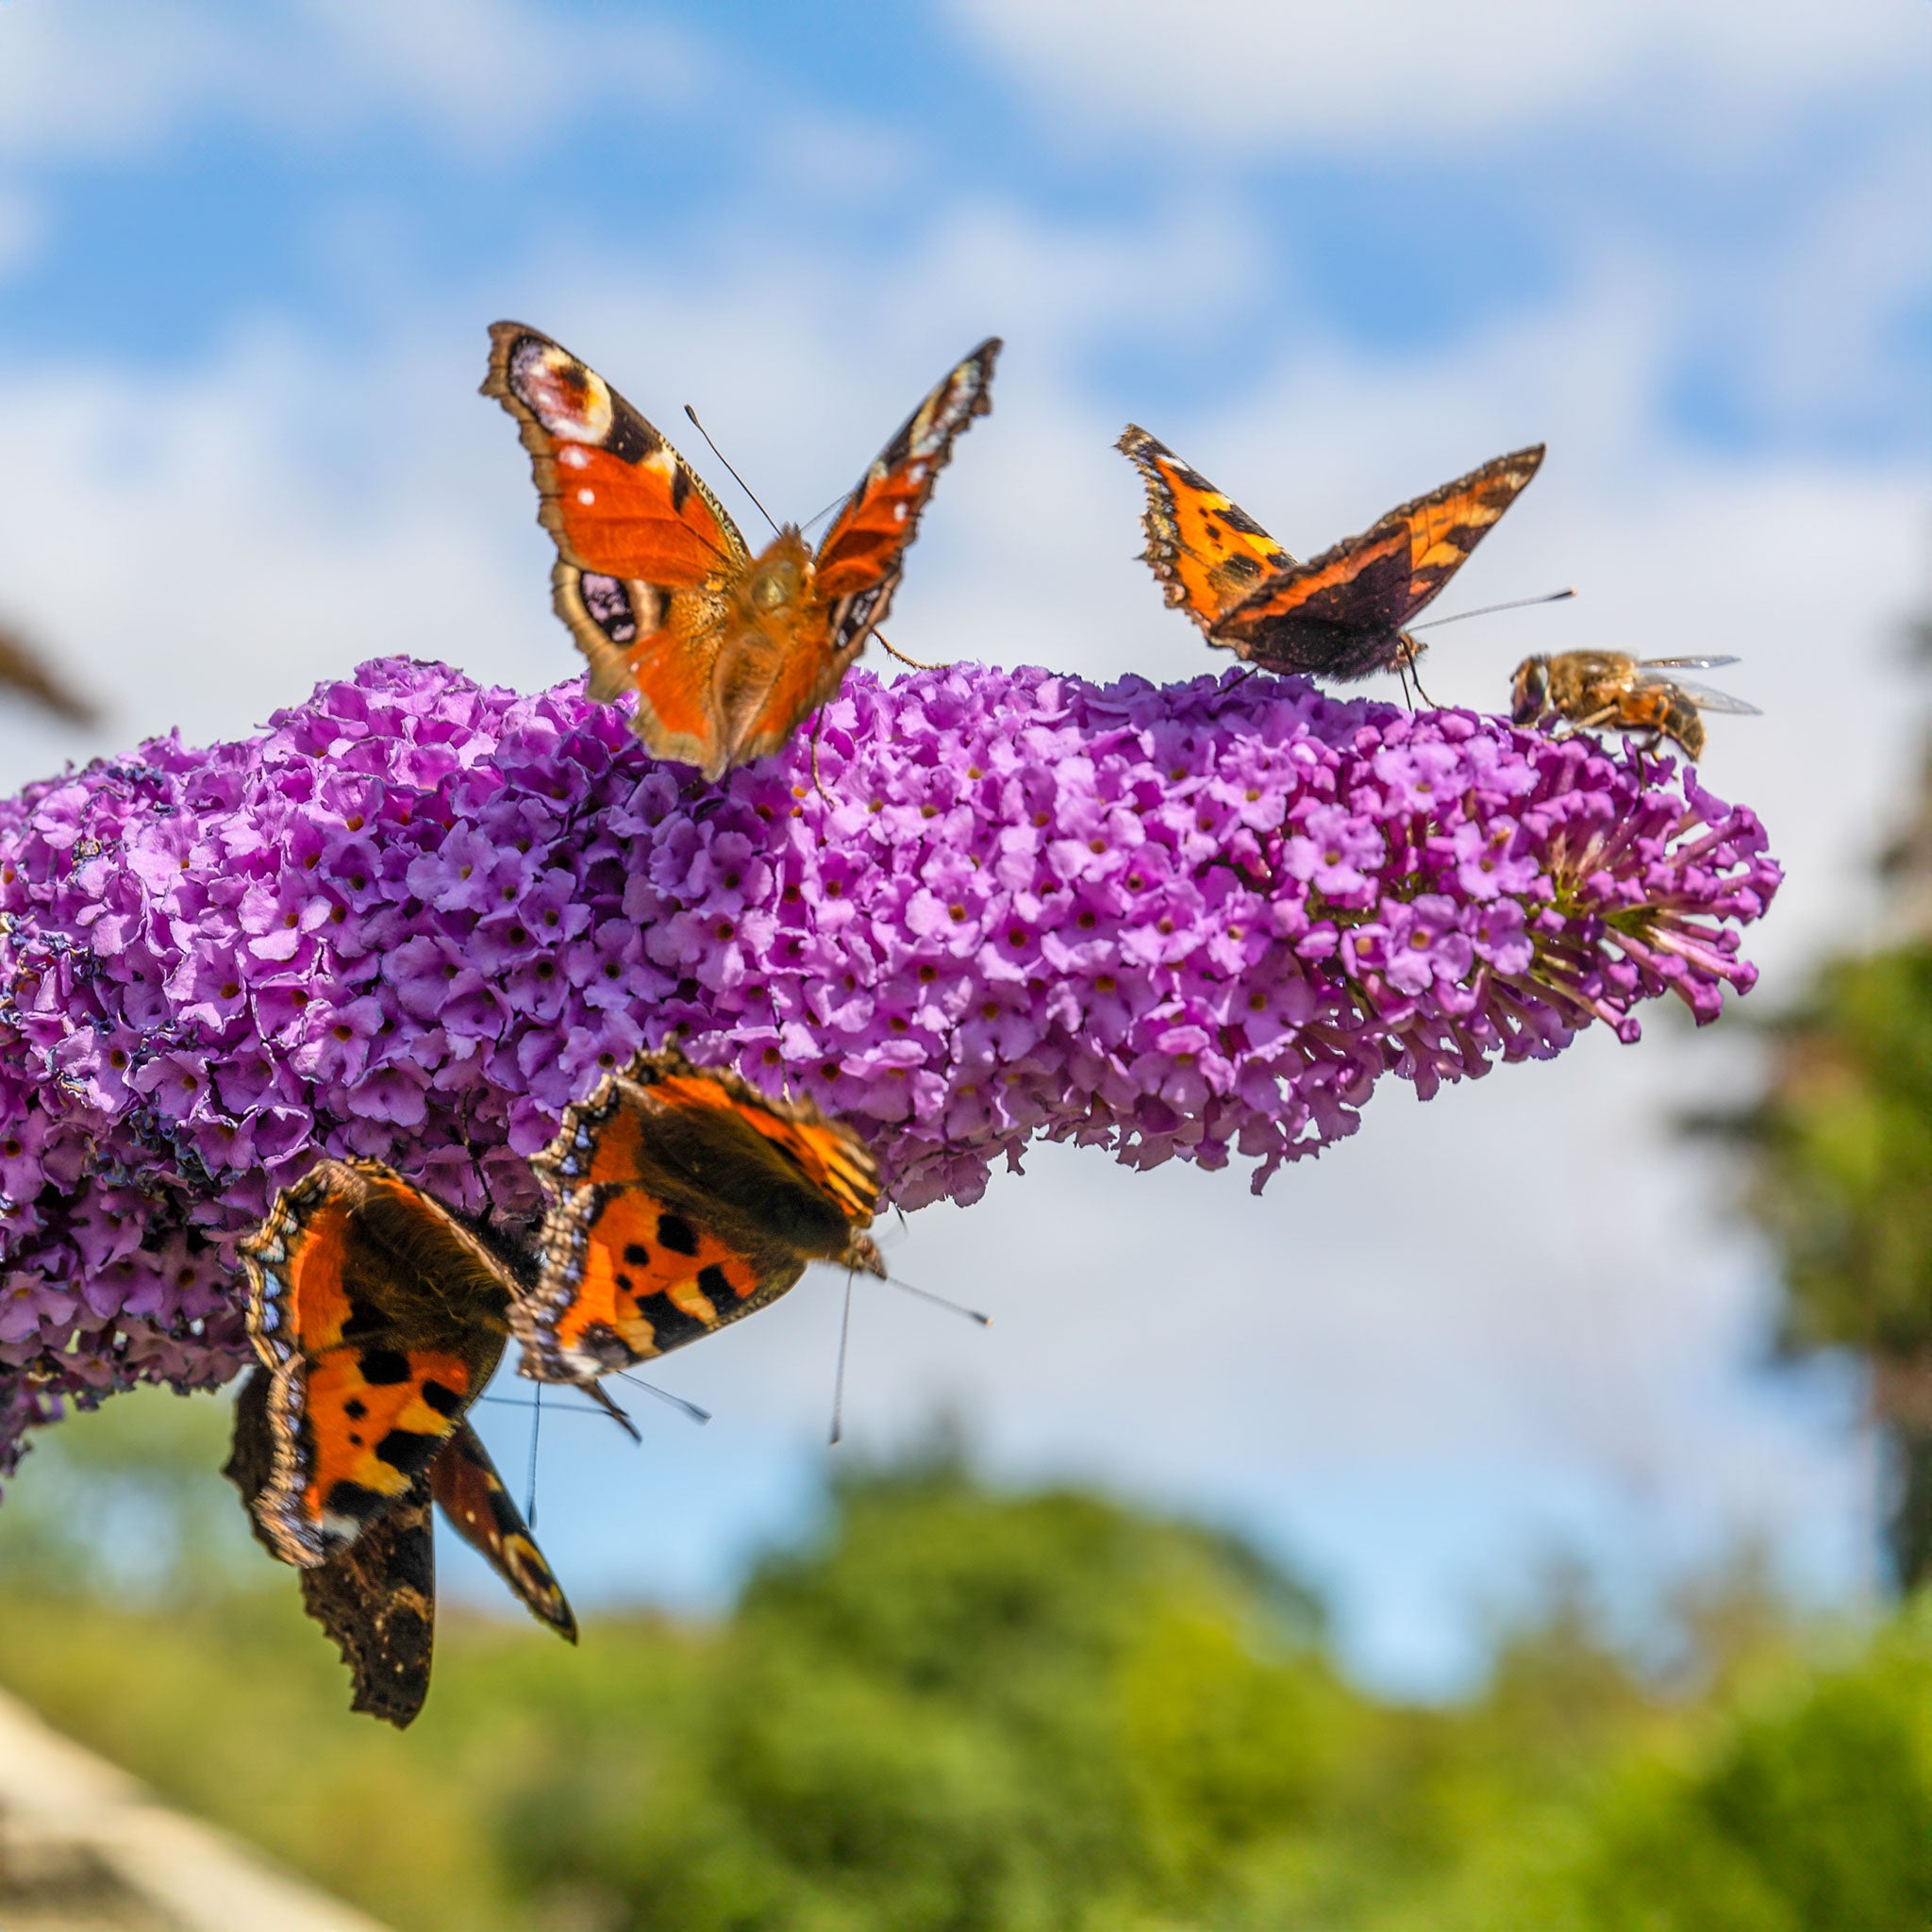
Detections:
809,708,833,804
583,1377,641,1443
875,630,945,672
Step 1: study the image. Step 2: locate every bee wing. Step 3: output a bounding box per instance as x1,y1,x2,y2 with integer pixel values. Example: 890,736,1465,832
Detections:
1637,655,1741,671
1636,671,1761,716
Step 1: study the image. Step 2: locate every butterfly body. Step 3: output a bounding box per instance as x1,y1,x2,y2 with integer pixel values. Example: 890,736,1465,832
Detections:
1119,426,1544,685
486,324,999,779
519,1048,885,1384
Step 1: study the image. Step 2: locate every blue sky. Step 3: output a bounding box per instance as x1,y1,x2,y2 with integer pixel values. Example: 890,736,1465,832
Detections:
0,0,1927,1690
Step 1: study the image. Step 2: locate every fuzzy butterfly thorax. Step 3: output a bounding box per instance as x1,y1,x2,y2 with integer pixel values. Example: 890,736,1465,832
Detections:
485,324,999,780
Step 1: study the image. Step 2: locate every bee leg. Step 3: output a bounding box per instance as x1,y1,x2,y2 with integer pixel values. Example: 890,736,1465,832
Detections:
1556,705,1620,741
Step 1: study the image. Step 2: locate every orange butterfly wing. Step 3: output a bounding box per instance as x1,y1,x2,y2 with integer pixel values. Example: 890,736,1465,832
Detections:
483,322,751,771
238,1158,513,1567
1117,425,1295,634
1212,446,1545,675
429,1422,576,1641
706,338,1003,774
520,1048,884,1382
227,1378,572,1727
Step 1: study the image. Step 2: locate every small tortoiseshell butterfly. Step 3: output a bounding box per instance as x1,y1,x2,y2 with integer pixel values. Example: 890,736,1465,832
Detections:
1118,426,1544,687
516,1048,885,1385
483,325,1000,780
229,1158,575,1724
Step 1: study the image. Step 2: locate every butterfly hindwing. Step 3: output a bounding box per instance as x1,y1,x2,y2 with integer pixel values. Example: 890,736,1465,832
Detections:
519,1048,884,1382
238,1158,515,1568
1213,445,1546,675
1116,425,1294,635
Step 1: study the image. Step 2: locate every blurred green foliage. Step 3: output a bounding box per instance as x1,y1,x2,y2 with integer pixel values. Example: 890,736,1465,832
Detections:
1700,940,1932,1587
0,1388,1926,1932
1715,944,1932,1361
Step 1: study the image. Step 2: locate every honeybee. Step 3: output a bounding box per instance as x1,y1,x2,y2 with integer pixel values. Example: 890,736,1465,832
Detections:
1509,652,1759,761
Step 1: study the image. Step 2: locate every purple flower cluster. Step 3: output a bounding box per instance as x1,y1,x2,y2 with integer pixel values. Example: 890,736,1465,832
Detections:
0,657,1777,1477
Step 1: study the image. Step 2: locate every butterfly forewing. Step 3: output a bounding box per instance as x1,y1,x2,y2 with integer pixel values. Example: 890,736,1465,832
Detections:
814,339,1002,631
430,1423,576,1641
239,1158,514,1568
520,1049,884,1383
483,323,746,582
1213,446,1545,674
1116,425,1295,634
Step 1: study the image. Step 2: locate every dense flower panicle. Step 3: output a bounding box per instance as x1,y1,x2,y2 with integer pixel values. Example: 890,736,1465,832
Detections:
0,657,1777,1474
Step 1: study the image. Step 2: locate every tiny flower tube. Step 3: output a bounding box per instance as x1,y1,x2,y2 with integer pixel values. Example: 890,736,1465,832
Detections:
0,657,1778,1478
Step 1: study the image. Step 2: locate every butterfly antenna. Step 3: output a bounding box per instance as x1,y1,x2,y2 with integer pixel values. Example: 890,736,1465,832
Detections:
1410,588,1576,633
525,1381,543,1526
800,487,851,537
613,1370,711,1427
479,1393,626,1420
829,1269,857,1447
684,405,781,537
885,1274,991,1326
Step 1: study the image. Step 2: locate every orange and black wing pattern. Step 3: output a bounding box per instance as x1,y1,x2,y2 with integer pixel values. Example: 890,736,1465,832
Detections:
226,1365,438,1725
238,1158,516,1568
518,1047,885,1383
1117,425,1294,633
226,1376,572,1727
1212,446,1545,679
813,339,1001,648
691,338,1001,778
430,1421,576,1642
483,322,751,770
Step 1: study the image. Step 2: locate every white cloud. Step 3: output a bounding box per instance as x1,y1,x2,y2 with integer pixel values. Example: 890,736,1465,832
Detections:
949,0,1932,155
0,0,708,160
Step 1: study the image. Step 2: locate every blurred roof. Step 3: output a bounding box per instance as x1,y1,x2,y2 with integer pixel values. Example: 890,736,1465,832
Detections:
0,1686,391,1932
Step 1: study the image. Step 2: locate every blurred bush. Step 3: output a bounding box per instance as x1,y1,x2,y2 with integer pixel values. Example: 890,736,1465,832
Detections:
0,1390,1925,1932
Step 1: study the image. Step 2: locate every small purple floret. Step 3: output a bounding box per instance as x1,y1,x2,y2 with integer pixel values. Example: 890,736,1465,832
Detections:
0,658,1778,1477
